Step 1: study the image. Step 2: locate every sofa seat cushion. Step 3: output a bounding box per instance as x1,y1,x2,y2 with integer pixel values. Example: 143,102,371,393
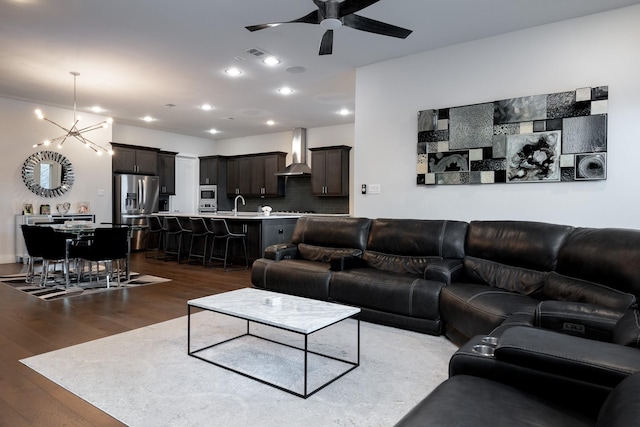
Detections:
395,375,592,427
258,259,332,300
440,282,539,340
329,269,444,320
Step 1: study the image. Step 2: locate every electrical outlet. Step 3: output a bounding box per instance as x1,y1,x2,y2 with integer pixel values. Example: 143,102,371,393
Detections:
369,184,381,194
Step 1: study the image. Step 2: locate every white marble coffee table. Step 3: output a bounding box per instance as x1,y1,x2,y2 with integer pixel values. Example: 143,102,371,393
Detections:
187,288,361,398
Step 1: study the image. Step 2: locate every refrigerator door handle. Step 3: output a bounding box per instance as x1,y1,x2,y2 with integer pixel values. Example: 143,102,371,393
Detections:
138,179,143,210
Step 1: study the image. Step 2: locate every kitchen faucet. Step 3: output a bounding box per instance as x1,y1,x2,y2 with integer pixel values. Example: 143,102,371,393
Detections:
234,195,245,216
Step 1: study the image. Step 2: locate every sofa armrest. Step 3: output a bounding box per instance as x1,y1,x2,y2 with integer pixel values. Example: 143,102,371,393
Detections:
424,259,464,285
329,255,367,271
535,300,624,342
495,326,640,388
263,243,298,261
449,327,640,416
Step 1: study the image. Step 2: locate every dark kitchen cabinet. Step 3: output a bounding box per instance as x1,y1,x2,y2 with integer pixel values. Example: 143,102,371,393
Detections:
250,153,286,197
200,156,227,185
111,143,159,175
227,157,252,195
227,152,286,197
310,146,351,196
158,151,177,195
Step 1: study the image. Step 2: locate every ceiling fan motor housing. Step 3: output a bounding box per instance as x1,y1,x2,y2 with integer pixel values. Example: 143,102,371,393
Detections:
320,0,342,29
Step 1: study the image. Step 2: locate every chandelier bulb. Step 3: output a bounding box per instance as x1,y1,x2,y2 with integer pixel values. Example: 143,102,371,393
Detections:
43,140,50,146
35,109,44,119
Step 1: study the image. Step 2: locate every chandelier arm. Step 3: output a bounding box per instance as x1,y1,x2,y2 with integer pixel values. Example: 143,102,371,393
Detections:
75,122,107,133
42,117,72,133
72,134,97,152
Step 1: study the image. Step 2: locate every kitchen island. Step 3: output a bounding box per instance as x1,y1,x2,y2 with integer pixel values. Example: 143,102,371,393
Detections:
153,212,348,264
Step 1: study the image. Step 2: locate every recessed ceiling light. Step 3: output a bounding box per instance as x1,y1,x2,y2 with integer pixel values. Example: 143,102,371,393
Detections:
201,104,213,111
90,106,104,113
266,120,275,126
225,68,242,76
142,116,155,122
338,108,352,116
263,56,281,66
278,87,294,95
209,128,219,134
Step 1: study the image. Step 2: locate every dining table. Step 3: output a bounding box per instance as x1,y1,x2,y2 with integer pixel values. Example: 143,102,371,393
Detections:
41,222,132,287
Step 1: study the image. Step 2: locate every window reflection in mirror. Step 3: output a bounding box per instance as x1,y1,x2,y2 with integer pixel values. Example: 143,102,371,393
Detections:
36,161,62,189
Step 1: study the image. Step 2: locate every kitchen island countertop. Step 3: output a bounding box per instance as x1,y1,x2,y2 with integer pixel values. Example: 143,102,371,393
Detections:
153,212,350,220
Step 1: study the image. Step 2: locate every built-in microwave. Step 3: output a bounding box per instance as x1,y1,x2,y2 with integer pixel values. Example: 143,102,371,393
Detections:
198,184,217,213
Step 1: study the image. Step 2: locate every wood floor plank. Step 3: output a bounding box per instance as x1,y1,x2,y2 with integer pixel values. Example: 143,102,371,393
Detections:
0,252,250,425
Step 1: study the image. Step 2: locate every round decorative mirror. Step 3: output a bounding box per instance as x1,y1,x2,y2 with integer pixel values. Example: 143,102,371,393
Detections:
22,151,75,197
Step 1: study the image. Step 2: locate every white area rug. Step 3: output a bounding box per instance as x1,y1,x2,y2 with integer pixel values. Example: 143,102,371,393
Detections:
21,312,458,427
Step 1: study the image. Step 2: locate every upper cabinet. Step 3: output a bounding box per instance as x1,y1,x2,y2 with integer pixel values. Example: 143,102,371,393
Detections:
111,143,159,175
199,156,227,185
158,151,177,195
251,153,286,197
227,152,286,197
310,146,351,196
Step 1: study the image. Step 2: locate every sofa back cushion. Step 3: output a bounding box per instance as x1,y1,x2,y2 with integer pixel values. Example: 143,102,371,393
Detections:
466,221,574,271
363,251,441,275
366,218,468,258
297,243,362,263
556,227,640,298
543,272,636,310
464,256,546,295
291,217,371,251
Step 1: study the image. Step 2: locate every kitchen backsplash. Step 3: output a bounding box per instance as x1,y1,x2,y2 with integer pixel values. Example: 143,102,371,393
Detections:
233,176,348,214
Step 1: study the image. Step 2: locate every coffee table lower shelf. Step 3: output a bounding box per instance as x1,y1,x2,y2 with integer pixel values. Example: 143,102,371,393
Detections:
187,306,360,399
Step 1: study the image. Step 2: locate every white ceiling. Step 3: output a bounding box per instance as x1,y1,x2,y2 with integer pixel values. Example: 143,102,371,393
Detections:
1,0,639,141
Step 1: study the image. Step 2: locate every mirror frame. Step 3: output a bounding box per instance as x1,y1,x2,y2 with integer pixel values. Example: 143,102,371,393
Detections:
22,151,75,198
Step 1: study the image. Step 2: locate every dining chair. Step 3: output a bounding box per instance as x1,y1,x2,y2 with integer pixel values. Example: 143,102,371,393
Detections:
71,226,130,288
188,217,213,266
21,225,72,287
146,215,166,258
208,218,248,271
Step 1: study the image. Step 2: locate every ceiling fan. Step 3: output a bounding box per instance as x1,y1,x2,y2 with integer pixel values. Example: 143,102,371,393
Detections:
245,0,412,55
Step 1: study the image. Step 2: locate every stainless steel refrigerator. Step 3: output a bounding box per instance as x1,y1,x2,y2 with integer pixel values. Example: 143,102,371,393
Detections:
114,174,160,251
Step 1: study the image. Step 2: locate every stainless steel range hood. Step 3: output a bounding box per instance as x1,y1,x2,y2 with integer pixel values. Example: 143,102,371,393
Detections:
275,127,312,176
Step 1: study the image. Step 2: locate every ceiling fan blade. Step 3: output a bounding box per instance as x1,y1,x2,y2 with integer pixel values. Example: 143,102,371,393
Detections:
342,14,412,39
245,10,320,32
339,0,381,17
319,30,334,55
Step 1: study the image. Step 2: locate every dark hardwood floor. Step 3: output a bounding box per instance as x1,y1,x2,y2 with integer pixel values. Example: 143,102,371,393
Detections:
0,252,251,426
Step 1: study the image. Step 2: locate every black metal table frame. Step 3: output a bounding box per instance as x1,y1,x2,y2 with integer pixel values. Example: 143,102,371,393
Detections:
187,304,360,399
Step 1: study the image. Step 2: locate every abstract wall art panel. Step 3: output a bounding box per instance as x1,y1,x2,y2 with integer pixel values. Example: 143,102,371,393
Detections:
417,86,608,186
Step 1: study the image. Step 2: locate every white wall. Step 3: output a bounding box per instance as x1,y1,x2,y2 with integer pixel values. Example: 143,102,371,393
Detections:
212,123,354,161
354,5,640,228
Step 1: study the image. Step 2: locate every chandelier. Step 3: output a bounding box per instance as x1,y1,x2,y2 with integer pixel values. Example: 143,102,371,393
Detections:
33,71,114,156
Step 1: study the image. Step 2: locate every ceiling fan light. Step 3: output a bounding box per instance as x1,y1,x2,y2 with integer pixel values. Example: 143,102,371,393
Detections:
320,18,342,30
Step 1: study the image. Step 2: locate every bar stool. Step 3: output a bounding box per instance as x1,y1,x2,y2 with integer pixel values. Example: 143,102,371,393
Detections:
188,217,214,266
163,217,186,262
145,215,165,258
208,218,248,271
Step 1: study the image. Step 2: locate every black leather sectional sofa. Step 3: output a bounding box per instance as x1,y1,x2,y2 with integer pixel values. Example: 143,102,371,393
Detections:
252,216,640,425
252,216,640,344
